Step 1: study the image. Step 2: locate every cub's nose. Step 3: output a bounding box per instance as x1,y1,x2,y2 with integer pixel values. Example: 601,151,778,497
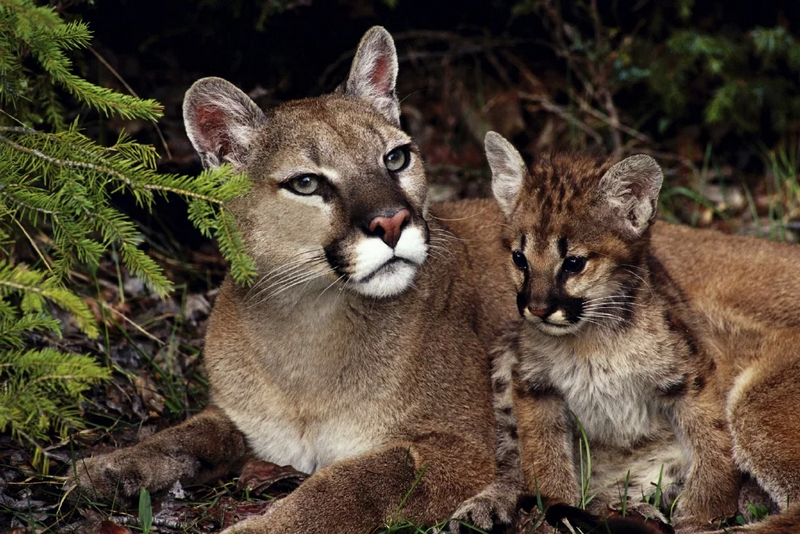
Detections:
367,209,410,248
527,307,548,318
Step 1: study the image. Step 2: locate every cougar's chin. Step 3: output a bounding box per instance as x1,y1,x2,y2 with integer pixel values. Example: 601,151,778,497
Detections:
350,226,428,299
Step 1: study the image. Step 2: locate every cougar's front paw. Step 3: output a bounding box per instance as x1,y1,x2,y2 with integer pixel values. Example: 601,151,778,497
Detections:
220,514,274,534
444,484,519,533
69,449,196,502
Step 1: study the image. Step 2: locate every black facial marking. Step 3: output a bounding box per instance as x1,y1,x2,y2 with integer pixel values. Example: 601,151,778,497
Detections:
559,295,585,324
516,267,531,316
558,236,568,258
323,240,347,275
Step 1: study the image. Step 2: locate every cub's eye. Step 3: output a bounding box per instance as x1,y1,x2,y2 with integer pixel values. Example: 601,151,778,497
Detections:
385,146,410,172
562,256,586,274
287,175,320,195
512,251,528,270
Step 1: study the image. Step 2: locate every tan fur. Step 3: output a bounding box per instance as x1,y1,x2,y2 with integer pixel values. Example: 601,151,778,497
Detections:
451,134,800,533
70,28,518,533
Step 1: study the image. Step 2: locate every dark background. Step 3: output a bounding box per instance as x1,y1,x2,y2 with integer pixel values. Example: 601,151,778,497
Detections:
71,0,800,239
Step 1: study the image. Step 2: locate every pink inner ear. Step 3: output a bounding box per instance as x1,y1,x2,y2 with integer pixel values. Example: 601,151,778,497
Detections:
195,104,231,155
369,55,391,95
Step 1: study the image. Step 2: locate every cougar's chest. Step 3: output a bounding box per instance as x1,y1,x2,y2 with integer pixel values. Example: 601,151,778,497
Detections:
229,399,383,474
208,298,406,474
545,342,671,448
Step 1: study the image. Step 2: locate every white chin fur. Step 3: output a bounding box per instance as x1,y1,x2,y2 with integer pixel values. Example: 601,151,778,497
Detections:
354,261,419,298
350,226,427,299
537,322,583,337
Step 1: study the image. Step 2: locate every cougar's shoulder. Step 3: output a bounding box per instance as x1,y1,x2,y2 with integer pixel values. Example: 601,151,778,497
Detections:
430,198,518,343
651,221,800,330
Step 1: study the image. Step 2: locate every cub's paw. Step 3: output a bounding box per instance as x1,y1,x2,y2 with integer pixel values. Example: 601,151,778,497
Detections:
67,449,194,503
444,484,519,533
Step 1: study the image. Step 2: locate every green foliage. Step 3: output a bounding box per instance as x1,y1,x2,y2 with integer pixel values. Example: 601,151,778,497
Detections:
139,487,153,534
0,0,255,465
648,26,800,134
513,1,800,152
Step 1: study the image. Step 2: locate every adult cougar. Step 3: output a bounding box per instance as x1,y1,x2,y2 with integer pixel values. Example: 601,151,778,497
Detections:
71,28,517,532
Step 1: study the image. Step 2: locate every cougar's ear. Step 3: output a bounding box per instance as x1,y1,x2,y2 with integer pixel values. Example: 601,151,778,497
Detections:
342,26,400,126
183,77,266,169
485,131,527,216
599,154,663,235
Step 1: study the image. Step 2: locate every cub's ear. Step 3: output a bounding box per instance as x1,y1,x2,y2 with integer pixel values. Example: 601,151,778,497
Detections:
599,154,663,235
342,26,400,126
183,77,266,169
485,131,527,216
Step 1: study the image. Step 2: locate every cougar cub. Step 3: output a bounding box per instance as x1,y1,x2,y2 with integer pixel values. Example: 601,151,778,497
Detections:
451,132,800,534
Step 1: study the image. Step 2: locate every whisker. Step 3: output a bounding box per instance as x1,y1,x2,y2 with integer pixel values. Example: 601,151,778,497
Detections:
257,272,326,304
247,259,328,301
315,274,347,303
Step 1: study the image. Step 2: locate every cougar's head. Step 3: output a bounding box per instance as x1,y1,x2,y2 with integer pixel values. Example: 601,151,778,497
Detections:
183,28,428,300
484,132,663,336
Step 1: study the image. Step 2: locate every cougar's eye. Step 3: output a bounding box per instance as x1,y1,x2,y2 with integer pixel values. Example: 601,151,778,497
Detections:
385,146,410,172
562,256,586,274
512,251,528,270
287,175,320,195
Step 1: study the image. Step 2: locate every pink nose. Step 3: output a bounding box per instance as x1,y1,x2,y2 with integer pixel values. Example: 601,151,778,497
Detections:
528,307,548,318
368,209,410,248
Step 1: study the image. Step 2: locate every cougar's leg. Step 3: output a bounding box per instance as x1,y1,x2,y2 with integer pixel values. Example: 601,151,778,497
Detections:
71,405,248,501
221,432,494,534
727,329,800,510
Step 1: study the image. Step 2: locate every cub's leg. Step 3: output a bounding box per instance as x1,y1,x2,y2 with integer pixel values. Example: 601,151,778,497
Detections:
514,381,580,506
71,405,248,501
223,432,494,534
728,332,800,510
665,376,741,527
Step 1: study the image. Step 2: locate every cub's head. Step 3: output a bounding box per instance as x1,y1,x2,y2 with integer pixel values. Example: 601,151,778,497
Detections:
485,132,663,336
183,27,428,300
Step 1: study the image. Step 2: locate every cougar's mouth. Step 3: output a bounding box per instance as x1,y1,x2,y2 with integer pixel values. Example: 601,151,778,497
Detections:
324,224,429,299
357,256,416,283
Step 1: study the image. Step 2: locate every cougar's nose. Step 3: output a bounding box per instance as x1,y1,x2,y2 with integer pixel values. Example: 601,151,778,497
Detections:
367,209,410,248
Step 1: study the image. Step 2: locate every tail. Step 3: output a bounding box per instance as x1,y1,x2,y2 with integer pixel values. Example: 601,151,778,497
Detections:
542,503,671,534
